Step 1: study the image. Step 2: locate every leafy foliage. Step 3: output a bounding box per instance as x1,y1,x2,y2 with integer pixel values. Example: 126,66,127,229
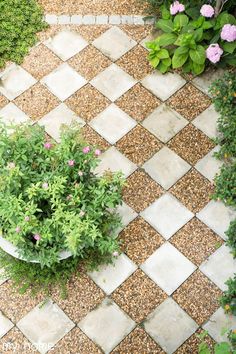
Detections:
226,220,236,258
0,0,47,68
198,329,236,354
220,274,236,316
147,4,236,75
0,122,124,268
212,162,236,207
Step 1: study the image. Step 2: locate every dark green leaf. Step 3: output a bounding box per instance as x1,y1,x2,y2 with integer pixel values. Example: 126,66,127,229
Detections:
189,45,206,64
156,33,177,46
156,19,174,33
172,46,189,68
173,14,189,29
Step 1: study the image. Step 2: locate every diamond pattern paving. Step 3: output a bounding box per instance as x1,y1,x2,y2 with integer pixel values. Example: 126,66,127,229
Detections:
0,24,233,354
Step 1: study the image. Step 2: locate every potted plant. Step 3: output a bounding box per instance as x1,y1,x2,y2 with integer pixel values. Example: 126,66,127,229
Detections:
0,122,124,269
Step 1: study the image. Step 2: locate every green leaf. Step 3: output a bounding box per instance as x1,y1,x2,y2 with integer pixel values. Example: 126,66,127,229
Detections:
172,47,189,68
189,45,206,64
182,59,193,73
202,20,214,30
156,19,174,33
160,5,170,20
191,16,205,29
173,14,189,29
224,54,236,66
193,28,203,42
192,62,205,75
185,7,200,20
150,56,160,68
222,41,236,54
157,62,169,74
156,33,177,46
175,33,194,46
214,12,236,30
157,49,169,59
162,57,172,66
214,342,231,354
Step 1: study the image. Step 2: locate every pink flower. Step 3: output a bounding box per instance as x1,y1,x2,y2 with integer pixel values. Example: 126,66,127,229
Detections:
170,1,185,15
68,160,75,167
25,216,30,222
66,194,72,200
95,149,101,156
79,210,85,217
78,171,83,177
42,182,49,189
15,227,21,233
83,146,90,154
33,234,41,241
44,142,52,150
206,44,223,63
112,251,119,257
221,24,236,42
7,162,15,169
200,4,214,18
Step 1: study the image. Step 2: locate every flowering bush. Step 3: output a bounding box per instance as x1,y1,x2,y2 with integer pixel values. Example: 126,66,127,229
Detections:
0,122,124,268
147,2,236,75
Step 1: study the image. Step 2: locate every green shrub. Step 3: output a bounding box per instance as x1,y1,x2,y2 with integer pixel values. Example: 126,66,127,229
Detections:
147,4,236,75
220,274,236,316
198,329,236,353
0,122,124,268
212,162,236,207
226,220,236,258
0,0,47,68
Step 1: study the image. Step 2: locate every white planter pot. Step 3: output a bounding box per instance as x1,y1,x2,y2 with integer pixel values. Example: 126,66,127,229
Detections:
0,235,72,263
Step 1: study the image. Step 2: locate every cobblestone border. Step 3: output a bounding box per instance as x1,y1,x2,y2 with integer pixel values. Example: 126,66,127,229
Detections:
44,14,155,25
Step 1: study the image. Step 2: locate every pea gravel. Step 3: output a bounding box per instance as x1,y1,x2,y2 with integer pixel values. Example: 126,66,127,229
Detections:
0,327,39,354
175,328,215,354
81,125,110,151
0,94,8,109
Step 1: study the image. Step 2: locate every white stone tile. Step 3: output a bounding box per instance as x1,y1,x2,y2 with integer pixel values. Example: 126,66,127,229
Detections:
58,15,71,25
0,64,37,100
0,312,14,338
197,200,236,240
71,15,83,24
144,298,198,353
142,104,188,143
44,30,88,61
193,104,219,138
143,147,190,189
141,242,196,295
45,14,58,25
90,104,136,144
140,30,162,50
192,68,225,96
88,254,137,295
0,103,30,125
91,64,136,102
109,15,121,25
41,63,87,101
17,300,75,354
38,103,85,142
93,27,136,61
203,308,236,343
78,298,135,353
96,15,108,25
140,193,194,240
141,71,186,101
195,147,223,182
94,146,137,178
116,202,138,233
82,15,96,25
200,244,236,291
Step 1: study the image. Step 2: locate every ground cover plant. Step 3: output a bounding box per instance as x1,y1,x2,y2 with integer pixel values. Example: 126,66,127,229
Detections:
0,0,47,68
146,1,236,74
0,122,124,269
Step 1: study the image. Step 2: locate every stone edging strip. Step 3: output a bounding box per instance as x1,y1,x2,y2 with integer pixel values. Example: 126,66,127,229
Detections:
44,14,155,25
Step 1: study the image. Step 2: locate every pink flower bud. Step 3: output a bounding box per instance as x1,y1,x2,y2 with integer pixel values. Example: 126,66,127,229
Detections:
68,160,75,167
42,182,49,189
83,146,90,154
95,149,101,156
33,234,41,241
25,216,30,222
78,171,83,176
7,162,15,169
112,251,119,257
66,194,72,200
44,142,52,150
79,210,85,217
15,227,21,233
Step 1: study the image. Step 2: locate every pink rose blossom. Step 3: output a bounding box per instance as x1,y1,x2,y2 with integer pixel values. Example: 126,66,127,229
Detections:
83,146,90,154
200,4,214,18
79,210,85,217
44,142,52,150
25,216,30,222
15,227,21,233
7,162,15,169
95,149,101,156
112,251,119,257
221,24,236,42
68,160,75,167
170,1,185,15
33,234,41,241
42,182,49,189
206,43,223,63
78,171,83,176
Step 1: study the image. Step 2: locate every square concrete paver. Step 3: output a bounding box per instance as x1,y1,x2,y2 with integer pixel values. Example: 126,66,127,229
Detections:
0,64,36,100
192,104,219,138
0,102,30,126
141,193,194,239
197,200,236,239
94,146,137,178
203,308,236,343
78,298,135,354
44,30,88,61
89,104,136,144
88,254,137,295
41,63,87,101
38,103,85,142
0,312,14,339
192,68,224,96
200,244,236,291
92,27,136,61
144,298,198,353
141,242,196,295
17,300,75,354
91,64,136,102
195,147,223,182
116,202,138,233
143,147,190,190
141,71,186,101
142,104,188,143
